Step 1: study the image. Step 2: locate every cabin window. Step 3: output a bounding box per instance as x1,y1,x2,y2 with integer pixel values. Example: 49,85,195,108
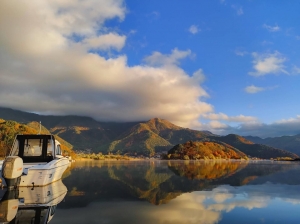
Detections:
56,145,62,155
23,139,43,157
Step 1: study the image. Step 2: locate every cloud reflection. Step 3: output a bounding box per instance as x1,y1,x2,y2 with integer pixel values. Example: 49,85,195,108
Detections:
53,183,300,224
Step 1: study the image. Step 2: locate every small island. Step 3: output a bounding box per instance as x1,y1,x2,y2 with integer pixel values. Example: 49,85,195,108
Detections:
163,140,248,160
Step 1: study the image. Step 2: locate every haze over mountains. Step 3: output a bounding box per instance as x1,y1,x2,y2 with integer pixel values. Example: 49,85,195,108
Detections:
244,135,300,157
0,107,299,158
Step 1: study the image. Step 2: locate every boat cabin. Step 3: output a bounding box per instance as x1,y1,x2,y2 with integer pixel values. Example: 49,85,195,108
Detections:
10,135,62,163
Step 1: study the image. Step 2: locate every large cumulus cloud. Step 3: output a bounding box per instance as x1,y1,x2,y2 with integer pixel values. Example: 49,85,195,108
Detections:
0,0,212,127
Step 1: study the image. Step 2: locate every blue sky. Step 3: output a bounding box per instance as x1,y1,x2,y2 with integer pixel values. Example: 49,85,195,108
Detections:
0,0,300,137
121,0,300,122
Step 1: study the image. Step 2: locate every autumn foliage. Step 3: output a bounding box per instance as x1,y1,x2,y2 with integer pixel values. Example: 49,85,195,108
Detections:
0,119,75,158
167,140,247,160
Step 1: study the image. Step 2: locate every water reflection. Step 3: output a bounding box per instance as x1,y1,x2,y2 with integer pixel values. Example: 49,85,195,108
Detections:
47,161,300,223
59,161,300,204
0,180,67,223
167,160,247,180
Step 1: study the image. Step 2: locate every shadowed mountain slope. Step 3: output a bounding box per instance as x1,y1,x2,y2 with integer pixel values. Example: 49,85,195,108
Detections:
0,107,141,151
106,118,215,156
245,135,300,156
209,134,298,159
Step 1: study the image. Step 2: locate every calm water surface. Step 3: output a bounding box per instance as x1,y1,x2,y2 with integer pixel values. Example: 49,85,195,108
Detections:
47,160,300,224
11,160,300,224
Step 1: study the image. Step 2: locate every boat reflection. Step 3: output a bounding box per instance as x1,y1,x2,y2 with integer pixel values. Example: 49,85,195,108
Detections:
0,180,67,223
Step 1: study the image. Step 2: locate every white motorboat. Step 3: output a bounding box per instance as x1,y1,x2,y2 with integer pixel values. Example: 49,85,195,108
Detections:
1,134,70,188
0,179,67,223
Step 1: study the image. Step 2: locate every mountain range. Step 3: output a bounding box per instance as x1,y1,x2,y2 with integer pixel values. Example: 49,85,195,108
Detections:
0,107,299,158
244,135,300,156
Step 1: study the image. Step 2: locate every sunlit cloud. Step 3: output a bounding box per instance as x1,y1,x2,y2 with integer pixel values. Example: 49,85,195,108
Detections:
0,0,216,128
249,51,288,76
208,121,229,129
83,33,126,51
189,25,200,34
263,24,281,32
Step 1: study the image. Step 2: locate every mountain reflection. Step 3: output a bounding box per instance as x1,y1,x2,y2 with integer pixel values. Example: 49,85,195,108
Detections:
60,160,300,206
167,160,247,180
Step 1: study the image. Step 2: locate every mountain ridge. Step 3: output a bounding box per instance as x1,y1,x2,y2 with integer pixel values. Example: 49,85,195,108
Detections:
0,107,298,158
244,135,300,156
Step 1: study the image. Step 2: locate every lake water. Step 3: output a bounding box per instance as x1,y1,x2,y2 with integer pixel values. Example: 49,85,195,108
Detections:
4,160,300,223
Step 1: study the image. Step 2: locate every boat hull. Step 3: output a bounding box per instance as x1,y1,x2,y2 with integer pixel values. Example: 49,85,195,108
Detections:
19,158,70,187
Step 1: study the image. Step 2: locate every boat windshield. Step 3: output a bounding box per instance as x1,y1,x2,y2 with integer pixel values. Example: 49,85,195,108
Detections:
12,139,43,157
24,139,43,156
10,135,55,162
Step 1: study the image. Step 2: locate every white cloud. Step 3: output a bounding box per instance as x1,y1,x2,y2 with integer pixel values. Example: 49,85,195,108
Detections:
235,50,248,56
189,25,200,34
263,24,280,32
231,5,243,15
249,52,288,76
206,115,300,138
275,115,300,125
202,113,258,122
0,0,215,128
208,121,229,129
245,85,278,94
244,85,265,94
292,66,300,75
143,48,192,66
